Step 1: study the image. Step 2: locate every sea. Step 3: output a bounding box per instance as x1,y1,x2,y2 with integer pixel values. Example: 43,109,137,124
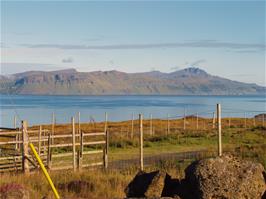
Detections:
0,94,265,127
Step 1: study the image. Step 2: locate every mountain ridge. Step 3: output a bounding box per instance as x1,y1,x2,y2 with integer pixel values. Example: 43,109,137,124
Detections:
0,67,265,95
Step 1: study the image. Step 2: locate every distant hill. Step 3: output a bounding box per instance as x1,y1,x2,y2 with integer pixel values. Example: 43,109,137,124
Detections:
0,67,265,95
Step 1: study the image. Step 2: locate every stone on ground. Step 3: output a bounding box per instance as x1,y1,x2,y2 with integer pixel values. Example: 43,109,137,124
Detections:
185,154,266,199
125,170,171,198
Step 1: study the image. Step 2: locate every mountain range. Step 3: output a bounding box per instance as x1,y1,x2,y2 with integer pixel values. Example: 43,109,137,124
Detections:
0,67,265,95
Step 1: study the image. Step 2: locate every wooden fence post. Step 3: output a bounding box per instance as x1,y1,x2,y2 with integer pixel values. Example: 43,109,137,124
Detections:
78,112,83,171
72,117,76,172
104,129,109,169
38,125,42,156
47,133,51,169
52,113,55,144
253,115,256,126
22,120,29,174
103,112,108,169
263,114,265,127
104,112,108,135
77,150,80,171
139,114,143,171
78,112,81,140
217,104,222,156
14,116,18,150
79,131,83,170
43,128,46,152
150,114,153,136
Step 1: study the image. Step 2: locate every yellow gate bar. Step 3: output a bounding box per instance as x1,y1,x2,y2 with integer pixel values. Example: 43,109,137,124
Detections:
29,143,60,199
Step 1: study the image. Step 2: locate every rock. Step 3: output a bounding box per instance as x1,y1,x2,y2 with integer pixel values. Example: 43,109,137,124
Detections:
185,154,266,199
0,183,30,199
161,175,180,197
145,171,168,198
125,170,171,198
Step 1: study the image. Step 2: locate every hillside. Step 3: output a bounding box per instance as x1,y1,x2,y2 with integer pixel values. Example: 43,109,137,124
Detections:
0,67,265,95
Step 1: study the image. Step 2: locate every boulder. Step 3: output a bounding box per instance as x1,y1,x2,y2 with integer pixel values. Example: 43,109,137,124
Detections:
125,170,174,198
145,171,167,198
0,183,30,199
185,154,266,199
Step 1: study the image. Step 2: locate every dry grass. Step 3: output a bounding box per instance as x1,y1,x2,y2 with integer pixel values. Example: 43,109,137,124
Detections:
0,162,183,198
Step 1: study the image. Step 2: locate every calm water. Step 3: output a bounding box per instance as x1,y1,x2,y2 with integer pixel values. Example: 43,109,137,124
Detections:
0,94,265,127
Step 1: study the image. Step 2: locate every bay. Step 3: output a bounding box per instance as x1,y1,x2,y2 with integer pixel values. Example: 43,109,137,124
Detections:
0,94,265,127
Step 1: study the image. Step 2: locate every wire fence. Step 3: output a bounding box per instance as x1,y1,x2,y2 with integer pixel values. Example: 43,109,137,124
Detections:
0,105,265,173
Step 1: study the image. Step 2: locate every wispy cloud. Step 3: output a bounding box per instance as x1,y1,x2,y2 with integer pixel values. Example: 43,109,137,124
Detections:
62,57,74,63
20,40,266,51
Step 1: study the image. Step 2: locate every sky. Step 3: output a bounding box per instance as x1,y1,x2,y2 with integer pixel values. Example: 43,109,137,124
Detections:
0,0,265,86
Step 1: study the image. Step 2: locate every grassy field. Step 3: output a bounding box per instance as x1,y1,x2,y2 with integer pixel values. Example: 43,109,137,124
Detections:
35,117,265,166
0,118,265,198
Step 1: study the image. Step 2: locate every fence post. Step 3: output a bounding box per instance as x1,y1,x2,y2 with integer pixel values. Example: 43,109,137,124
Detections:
150,114,153,136
131,113,134,139
104,129,109,169
77,112,83,171
14,116,18,150
263,114,265,127
22,120,29,174
167,114,170,135
103,112,108,169
52,113,55,144
77,150,80,171
38,125,42,156
183,108,186,130
104,112,108,135
139,114,143,171
253,116,256,126
217,104,222,156
78,112,81,140
79,131,83,170
47,133,51,169
72,117,76,172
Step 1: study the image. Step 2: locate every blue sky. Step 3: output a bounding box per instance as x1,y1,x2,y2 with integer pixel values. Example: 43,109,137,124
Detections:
1,0,265,86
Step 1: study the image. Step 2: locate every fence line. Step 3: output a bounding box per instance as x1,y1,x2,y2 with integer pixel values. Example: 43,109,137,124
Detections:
0,105,265,173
